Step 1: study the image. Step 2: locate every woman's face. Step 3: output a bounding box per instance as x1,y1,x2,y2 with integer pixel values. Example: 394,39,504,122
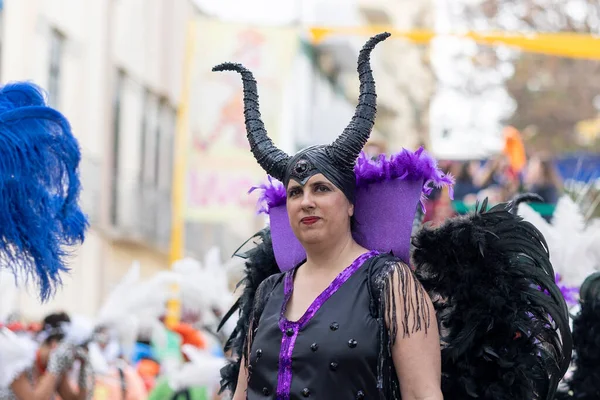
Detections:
286,174,353,246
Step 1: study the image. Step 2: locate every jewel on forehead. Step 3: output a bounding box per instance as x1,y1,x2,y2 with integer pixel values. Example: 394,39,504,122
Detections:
294,159,309,174
291,158,317,183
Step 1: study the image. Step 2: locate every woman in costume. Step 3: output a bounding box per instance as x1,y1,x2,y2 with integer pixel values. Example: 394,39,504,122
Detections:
215,32,572,400
0,81,88,396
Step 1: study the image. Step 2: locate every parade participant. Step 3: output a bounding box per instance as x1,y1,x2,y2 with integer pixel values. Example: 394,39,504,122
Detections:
215,32,572,400
555,272,600,399
1,312,93,400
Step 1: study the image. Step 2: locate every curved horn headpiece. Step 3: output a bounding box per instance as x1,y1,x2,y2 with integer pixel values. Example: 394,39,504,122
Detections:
211,63,290,180
329,32,390,171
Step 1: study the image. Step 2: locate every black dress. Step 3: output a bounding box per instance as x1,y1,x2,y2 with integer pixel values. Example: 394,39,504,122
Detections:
246,250,394,400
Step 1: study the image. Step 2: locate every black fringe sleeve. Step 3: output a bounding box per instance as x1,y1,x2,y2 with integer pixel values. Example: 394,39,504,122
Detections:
368,254,435,399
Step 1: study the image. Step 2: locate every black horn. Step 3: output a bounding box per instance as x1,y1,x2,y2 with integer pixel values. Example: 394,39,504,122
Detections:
329,32,390,170
212,63,290,181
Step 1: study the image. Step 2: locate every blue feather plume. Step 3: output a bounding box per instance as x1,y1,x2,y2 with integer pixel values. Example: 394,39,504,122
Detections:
0,82,88,301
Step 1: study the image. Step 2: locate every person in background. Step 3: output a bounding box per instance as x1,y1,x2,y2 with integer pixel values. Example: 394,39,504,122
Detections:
524,152,563,205
2,312,93,400
449,161,480,201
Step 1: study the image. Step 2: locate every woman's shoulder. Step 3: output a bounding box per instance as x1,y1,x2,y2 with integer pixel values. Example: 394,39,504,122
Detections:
257,270,285,292
252,271,286,307
368,253,409,276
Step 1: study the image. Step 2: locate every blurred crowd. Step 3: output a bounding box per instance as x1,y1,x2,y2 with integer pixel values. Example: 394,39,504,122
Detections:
424,151,563,225
0,250,240,400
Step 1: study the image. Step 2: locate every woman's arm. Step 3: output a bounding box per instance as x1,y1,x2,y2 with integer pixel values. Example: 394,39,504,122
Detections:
231,355,249,400
56,375,85,400
388,264,443,400
10,371,60,400
56,353,93,400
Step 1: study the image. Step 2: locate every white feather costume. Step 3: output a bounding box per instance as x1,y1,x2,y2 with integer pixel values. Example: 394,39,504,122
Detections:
0,328,37,390
167,344,224,392
518,195,600,304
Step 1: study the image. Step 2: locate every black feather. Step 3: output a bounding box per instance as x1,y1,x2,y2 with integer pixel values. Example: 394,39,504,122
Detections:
217,228,281,395
412,196,572,400
555,272,600,399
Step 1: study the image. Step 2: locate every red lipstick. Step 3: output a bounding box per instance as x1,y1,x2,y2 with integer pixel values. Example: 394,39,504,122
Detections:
301,217,320,225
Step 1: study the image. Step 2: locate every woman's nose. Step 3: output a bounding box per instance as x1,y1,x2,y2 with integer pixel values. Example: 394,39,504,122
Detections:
300,191,315,208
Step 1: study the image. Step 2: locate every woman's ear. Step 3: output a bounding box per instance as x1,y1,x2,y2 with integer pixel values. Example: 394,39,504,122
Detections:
348,203,354,217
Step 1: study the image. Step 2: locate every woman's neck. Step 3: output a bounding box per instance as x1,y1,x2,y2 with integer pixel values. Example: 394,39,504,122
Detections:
303,234,367,273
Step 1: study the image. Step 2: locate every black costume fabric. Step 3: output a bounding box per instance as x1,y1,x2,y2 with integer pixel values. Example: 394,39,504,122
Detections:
248,252,388,399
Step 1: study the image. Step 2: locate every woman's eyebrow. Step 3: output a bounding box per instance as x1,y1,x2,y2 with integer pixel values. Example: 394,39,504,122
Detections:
309,180,332,187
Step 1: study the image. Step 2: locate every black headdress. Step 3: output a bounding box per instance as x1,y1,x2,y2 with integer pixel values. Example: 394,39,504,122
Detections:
212,32,391,203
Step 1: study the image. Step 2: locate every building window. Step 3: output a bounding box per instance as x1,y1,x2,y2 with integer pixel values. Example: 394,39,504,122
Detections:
156,99,176,246
48,28,65,107
110,69,125,225
140,91,159,187
157,99,174,187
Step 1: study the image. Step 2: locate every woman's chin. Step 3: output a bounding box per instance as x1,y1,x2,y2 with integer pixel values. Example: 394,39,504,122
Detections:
296,230,325,246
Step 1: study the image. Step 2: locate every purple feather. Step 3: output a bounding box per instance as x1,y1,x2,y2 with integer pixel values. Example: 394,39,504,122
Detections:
249,175,286,214
555,273,580,307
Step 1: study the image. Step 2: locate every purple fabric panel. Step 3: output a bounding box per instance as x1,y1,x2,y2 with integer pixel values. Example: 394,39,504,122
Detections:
267,179,421,271
353,179,422,263
269,205,306,272
274,251,378,399
255,148,454,271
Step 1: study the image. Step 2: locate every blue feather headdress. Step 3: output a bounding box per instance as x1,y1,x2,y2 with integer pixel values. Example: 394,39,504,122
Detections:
0,82,88,300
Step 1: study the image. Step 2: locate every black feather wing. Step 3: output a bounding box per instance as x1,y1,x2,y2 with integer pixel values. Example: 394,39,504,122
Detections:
412,197,572,400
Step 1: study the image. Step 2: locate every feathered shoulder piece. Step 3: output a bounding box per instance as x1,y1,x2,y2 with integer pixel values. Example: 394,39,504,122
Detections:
556,272,600,399
412,194,573,400
218,228,283,394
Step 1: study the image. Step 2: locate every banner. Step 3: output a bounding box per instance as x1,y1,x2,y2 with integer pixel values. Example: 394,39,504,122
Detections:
186,19,298,222
309,27,600,60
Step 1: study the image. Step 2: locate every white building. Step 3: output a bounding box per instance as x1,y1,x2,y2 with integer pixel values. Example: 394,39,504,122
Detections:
1,0,195,319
